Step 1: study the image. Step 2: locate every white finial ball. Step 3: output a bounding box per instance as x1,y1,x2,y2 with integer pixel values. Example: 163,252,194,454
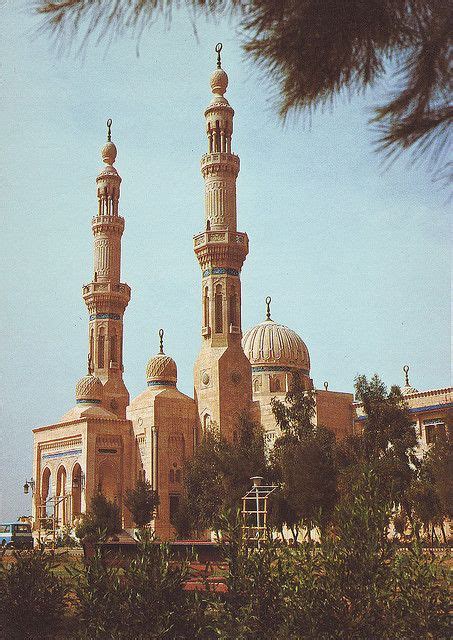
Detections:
210,68,228,96
101,141,117,165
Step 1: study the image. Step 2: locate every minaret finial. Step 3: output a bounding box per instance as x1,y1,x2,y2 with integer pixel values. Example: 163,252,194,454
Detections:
215,42,222,68
324,381,329,391
403,364,410,386
265,296,272,321
107,118,112,142
159,329,164,354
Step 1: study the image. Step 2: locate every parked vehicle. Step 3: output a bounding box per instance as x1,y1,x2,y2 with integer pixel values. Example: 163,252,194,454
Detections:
0,522,33,549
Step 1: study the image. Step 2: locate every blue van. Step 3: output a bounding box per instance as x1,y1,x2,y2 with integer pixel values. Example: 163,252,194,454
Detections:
0,523,33,549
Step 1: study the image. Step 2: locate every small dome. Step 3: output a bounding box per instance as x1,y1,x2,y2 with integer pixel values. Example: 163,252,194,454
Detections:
101,141,117,165
242,319,310,372
146,354,177,386
401,384,418,396
210,68,228,96
75,374,103,403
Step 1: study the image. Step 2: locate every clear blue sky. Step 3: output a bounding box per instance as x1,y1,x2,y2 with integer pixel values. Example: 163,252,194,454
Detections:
0,4,450,521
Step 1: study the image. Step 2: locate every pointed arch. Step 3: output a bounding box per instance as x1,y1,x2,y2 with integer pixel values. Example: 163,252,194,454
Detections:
97,327,105,368
72,463,82,519
41,467,51,517
56,465,68,525
98,461,118,503
215,284,223,333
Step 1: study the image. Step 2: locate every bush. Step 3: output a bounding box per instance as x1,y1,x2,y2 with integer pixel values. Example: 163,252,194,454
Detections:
0,548,67,640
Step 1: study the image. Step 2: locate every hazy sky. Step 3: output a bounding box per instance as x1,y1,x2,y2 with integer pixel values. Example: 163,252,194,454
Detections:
0,4,450,521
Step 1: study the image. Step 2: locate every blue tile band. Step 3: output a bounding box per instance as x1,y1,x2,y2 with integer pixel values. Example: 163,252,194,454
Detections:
42,449,83,460
356,401,453,421
252,365,310,376
89,313,121,321
147,381,177,387
202,267,239,277
76,399,102,404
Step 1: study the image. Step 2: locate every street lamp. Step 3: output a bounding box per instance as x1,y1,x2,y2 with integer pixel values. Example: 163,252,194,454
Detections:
23,478,35,495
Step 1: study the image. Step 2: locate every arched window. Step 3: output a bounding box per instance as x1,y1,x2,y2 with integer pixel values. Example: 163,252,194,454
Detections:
175,469,182,483
269,375,282,393
41,467,51,518
203,287,210,328
203,414,211,433
90,330,94,367
215,285,223,333
110,333,117,363
97,328,105,368
72,463,82,518
98,462,117,503
229,290,237,327
169,469,175,483
253,377,261,393
56,466,67,526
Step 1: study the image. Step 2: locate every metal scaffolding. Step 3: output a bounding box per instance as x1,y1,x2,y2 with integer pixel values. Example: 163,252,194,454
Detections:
241,476,277,545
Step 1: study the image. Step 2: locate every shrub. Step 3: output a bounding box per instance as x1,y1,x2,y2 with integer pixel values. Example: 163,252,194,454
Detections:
0,548,67,640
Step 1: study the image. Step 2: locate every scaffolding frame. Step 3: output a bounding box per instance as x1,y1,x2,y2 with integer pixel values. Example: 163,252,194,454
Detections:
35,494,72,549
241,478,277,545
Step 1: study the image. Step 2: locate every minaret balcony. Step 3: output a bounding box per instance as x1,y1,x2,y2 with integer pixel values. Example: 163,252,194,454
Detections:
201,152,240,176
82,281,131,313
92,215,125,234
193,230,248,249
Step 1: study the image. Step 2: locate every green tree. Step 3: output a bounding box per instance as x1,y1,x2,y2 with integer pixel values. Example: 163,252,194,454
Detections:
0,548,68,640
409,428,452,543
271,376,338,540
74,493,122,544
176,412,268,537
124,479,159,529
36,1,451,180
350,374,418,519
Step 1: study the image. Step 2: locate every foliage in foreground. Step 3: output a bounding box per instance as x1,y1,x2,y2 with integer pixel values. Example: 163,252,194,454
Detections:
0,483,450,640
0,547,68,640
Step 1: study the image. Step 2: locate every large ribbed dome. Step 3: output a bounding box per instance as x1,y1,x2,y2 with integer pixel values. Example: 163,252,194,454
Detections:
242,320,310,371
242,301,310,373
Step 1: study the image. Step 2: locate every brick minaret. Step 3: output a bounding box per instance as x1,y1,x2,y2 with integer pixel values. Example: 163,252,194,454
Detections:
82,120,131,418
193,45,252,440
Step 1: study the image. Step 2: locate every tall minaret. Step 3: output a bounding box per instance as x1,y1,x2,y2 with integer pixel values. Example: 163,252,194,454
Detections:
193,45,252,441
82,120,131,418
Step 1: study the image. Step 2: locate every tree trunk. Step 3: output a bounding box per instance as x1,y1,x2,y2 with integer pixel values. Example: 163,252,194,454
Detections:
440,522,447,544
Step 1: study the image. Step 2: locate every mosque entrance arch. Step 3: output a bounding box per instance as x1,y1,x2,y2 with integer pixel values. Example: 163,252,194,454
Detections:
41,467,52,518
56,465,68,526
72,463,82,519
98,461,119,504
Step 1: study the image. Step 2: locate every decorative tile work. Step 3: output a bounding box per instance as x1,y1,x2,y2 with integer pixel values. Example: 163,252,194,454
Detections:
356,402,453,422
42,449,82,460
76,399,101,404
147,380,177,387
202,267,239,277
89,313,121,320
252,365,310,376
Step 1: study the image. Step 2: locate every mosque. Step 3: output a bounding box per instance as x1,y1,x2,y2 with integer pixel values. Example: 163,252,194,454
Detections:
31,48,452,539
